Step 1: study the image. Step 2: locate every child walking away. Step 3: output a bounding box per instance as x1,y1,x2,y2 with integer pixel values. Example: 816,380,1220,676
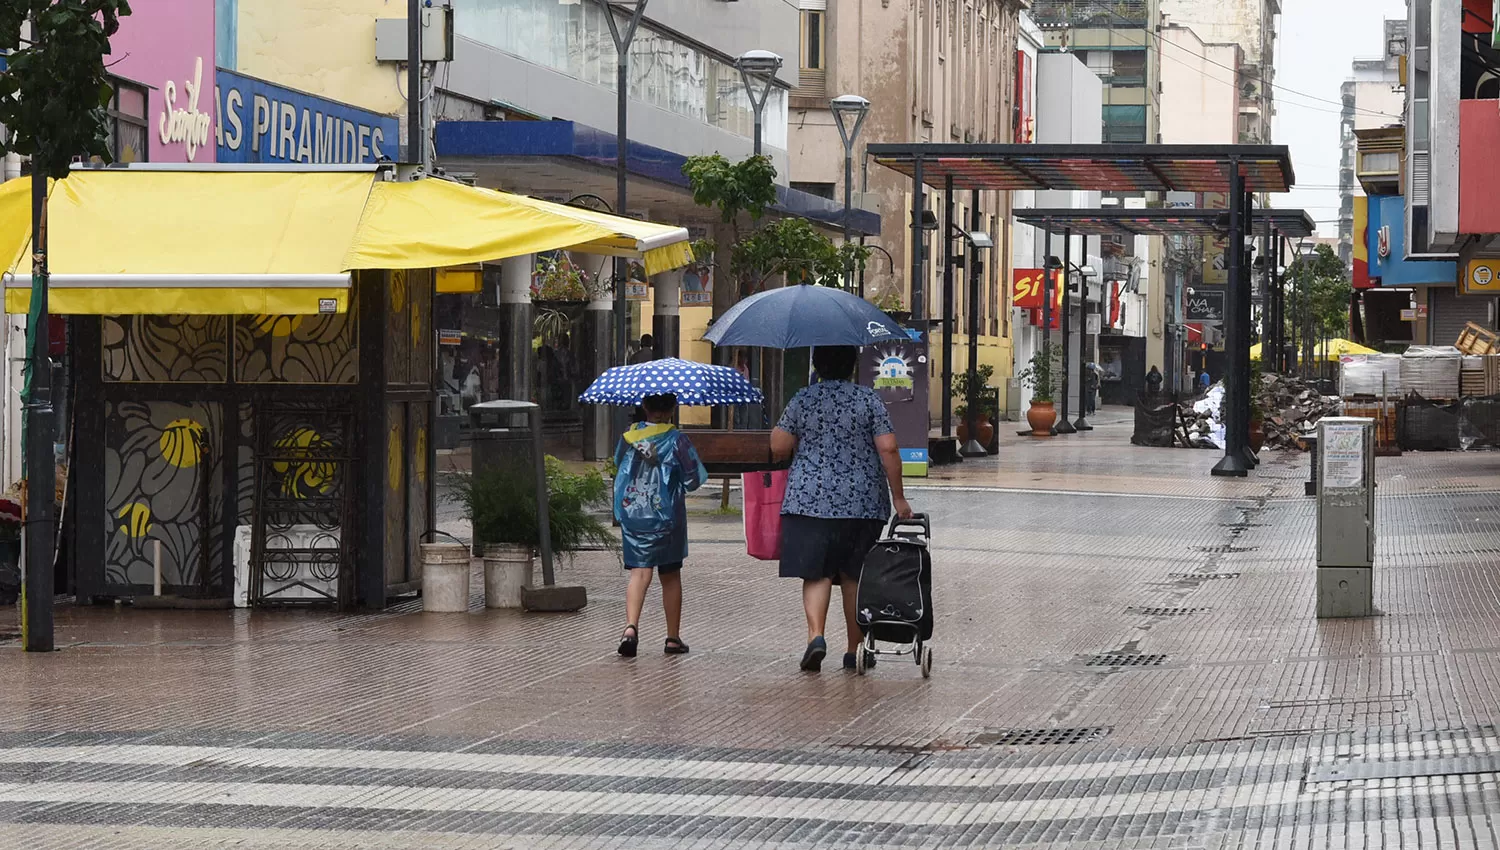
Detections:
613,393,708,657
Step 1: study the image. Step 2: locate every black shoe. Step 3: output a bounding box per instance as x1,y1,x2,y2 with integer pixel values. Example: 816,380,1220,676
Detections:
843,651,876,670
800,636,827,672
664,637,690,655
617,625,639,658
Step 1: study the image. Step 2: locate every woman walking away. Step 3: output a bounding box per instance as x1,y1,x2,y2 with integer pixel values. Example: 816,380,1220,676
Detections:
772,346,913,673
613,393,708,657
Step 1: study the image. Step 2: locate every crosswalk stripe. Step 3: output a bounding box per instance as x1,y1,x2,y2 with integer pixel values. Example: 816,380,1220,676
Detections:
0,733,1492,793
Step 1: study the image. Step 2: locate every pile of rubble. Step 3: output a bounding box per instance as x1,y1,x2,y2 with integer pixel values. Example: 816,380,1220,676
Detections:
1255,373,1340,449
1174,373,1337,451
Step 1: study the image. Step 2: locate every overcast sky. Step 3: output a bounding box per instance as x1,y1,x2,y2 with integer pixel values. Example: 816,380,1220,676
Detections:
1273,0,1408,236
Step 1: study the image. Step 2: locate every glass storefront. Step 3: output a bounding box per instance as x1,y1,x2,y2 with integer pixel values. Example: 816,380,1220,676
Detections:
456,0,788,148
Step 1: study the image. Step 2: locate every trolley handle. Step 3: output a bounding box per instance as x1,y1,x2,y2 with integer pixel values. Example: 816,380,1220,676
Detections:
884,512,930,539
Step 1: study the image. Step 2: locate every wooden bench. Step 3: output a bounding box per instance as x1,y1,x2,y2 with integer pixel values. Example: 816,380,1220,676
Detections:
682,429,788,510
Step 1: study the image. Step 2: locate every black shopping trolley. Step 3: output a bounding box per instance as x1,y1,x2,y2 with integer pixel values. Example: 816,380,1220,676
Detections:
854,514,933,678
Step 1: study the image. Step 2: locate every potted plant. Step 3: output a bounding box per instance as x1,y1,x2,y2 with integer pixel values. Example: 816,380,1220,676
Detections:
953,363,998,447
453,456,613,608
1017,343,1061,437
1248,359,1267,452
872,290,910,325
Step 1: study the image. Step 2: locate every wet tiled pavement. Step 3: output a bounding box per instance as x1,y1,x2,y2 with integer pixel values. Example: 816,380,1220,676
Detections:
5,416,1500,847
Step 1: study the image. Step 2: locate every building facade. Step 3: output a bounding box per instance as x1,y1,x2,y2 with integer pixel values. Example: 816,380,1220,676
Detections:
1030,0,1160,145
1337,19,1406,268
786,0,1025,421
1157,0,1278,144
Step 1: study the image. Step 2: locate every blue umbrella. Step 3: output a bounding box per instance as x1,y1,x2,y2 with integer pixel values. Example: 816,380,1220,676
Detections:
579,358,764,407
702,284,908,349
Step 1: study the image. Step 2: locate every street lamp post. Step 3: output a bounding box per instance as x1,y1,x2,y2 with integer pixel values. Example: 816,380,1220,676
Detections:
736,49,782,425
831,94,870,293
737,50,783,155
961,188,992,457
594,0,646,459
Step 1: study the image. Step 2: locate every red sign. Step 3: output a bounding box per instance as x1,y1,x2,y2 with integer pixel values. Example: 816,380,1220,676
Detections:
1014,51,1034,144
1012,268,1046,309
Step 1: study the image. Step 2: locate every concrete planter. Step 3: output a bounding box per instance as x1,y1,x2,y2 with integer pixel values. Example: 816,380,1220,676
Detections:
420,543,471,613
483,543,534,609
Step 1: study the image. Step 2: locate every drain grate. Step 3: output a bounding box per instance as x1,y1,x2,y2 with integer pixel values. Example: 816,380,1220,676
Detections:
1168,572,1241,581
973,727,1112,747
1084,653,1168,668
1193,545,1258,554
1127,606,1210,617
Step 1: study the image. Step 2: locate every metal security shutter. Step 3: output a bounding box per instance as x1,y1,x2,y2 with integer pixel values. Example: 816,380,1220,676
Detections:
1430,287,1495,346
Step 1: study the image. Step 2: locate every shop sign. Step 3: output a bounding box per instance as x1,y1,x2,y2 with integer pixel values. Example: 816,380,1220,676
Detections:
1201,192,1228,285
680,263,713,306
438,329,463,346
1011,268,1059,311
108,0,216,163
1184,289,1225,322
1463,258,1500,294
216,70,398,164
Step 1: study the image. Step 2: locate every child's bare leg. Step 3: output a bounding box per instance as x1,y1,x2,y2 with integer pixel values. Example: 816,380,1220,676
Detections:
660,570,683,638
625,568,653,629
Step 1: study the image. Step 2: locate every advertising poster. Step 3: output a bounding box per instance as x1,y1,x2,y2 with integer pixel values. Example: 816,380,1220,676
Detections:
1321,422,1366,490
860,330,930,477
1201,192,1228,286
681,263,713,306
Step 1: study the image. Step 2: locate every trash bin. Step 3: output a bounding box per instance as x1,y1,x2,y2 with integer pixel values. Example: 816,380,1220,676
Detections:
469,400,534,481
463,400,567,608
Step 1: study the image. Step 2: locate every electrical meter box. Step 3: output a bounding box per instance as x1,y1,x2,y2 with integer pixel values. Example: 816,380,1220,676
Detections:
1316,416,1376,618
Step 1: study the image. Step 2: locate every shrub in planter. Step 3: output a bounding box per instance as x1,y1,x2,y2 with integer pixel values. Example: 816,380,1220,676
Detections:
453,457,614,556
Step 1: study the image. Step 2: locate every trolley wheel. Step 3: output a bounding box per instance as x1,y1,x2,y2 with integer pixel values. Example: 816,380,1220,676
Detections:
856,647,868,676
921,646,933,679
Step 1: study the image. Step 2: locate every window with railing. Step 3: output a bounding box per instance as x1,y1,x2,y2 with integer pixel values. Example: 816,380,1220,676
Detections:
456,0,788,149
1029,0,1149,29
1101,104,1146,143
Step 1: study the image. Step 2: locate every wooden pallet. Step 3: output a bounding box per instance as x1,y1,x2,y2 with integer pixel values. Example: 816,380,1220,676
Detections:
1488,356,1500,396
1342,400,1401,455
1457,322,1500,355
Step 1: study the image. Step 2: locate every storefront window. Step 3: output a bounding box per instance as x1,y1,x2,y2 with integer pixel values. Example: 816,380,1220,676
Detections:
456,0,788,149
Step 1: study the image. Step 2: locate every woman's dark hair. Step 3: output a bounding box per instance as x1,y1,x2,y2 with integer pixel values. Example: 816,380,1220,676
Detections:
812,346,858,381
642,393,678,414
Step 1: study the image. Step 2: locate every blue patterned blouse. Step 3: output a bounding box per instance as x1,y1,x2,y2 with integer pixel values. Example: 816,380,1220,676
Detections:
776,380,895,520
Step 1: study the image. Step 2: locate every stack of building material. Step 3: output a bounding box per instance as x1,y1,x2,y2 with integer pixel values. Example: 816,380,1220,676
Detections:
1340,354,1402,399
1487,356,1500,395
1463,356,1488,397
1400,346,1462,400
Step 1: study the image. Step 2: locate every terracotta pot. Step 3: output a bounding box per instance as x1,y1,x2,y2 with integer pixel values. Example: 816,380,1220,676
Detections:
1026,401,1057,437
1249,417,1266,452
958,416,996,447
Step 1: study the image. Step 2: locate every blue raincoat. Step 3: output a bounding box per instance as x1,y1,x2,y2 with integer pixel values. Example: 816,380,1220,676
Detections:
613,423,709,568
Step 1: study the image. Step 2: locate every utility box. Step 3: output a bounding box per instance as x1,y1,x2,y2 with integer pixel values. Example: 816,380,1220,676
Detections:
1316,416,1377,618
375,7,455,63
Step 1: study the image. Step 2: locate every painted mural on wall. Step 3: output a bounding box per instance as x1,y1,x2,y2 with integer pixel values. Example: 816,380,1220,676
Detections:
110,0,218,163
104,400,224,590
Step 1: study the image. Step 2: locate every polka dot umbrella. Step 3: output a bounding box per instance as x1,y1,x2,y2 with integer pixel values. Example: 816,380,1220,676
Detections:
579,358,765,407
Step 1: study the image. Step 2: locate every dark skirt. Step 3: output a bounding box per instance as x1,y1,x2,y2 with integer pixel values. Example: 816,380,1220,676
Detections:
779,514,886,584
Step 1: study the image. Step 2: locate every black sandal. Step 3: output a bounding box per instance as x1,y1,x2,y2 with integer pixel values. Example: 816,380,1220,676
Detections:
617,625,639,657
664,637,690,655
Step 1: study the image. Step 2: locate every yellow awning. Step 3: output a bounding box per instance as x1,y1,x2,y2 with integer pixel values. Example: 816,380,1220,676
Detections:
1,168,695,314
1250,339,1379,361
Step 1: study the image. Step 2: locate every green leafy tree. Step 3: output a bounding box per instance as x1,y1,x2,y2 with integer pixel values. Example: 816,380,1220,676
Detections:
1286,244,1352,341
0,0,132,652
0,1,131,176
682,153,868,298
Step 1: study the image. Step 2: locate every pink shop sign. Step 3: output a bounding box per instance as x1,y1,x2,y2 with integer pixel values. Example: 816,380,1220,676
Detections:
109,1,217,163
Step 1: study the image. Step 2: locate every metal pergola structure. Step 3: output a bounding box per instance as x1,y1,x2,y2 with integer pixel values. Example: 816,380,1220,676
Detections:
867,143,1296,478
1013,208,1316,403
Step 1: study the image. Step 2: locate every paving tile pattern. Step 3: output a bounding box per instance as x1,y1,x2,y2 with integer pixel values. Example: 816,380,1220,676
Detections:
0,418,1499,847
